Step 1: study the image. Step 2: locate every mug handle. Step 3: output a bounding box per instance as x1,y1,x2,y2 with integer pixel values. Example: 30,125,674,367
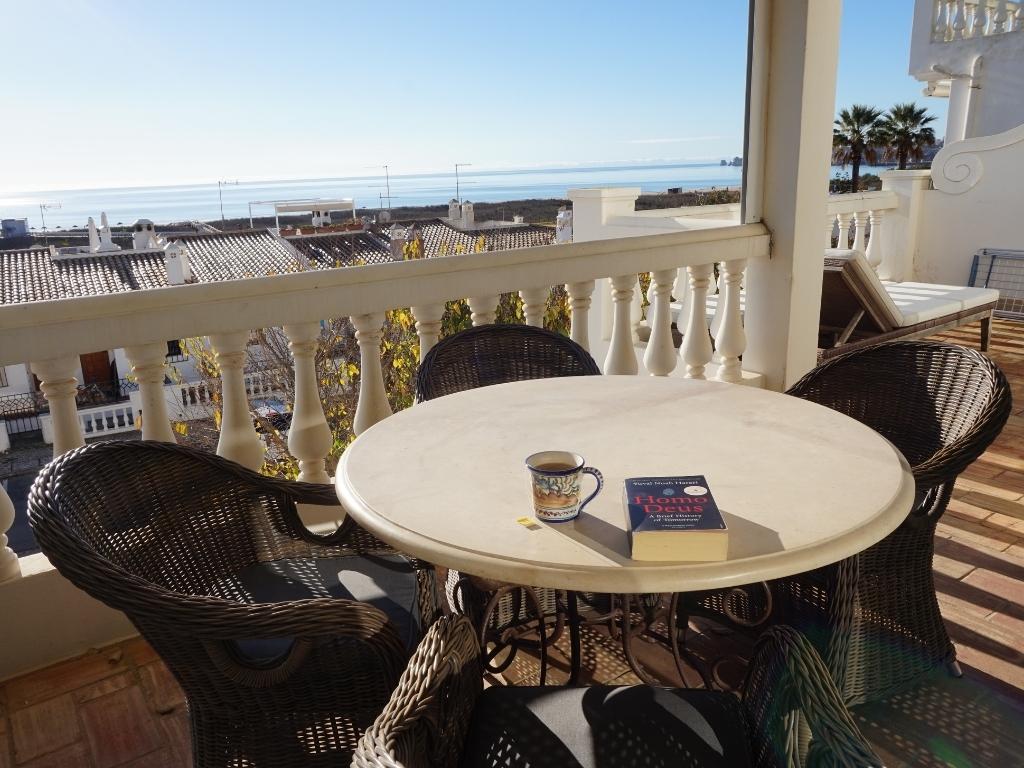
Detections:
578,467,604,513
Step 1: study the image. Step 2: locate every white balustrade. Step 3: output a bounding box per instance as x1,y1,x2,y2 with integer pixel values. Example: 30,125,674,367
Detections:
124,343,176,443
643,269,678,377
837,213,852,249
411,304,445,361
852,211,867,253
566,280,595,352
865,210,885,270
210,332,266,472
954,0,968,38
605,274,639,375
467,295,498,326
351,313,393,435
714,260,747,383
519,287,548,328
932,0,1022,39
825,213,837,249
40,402,136,443
681,264,714,380
30,357,85,456
284,323,333,483
0,482,19,582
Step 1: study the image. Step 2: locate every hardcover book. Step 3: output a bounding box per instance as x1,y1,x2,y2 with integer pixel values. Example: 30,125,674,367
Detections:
623,476,728,561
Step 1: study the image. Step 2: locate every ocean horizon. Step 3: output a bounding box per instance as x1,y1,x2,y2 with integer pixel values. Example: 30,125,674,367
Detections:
0,161,892,230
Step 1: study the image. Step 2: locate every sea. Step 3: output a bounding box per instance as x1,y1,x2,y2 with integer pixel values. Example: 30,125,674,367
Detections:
0,162,891,230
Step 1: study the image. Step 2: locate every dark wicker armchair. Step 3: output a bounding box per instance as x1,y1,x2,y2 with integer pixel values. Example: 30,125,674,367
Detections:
352,615,882,768
29,440,439,767
683,341,1012,704
416,324,602,682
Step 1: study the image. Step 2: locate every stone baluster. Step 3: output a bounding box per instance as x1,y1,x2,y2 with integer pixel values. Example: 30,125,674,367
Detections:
467,296,498,326
709,269,725,341
681,264,714,380
566,280,595,352
605,274,638,375
972,1,988,35
351,313,393,435
836,213,852,249
124,343,176,443
519,287,548,328
31,357,86,456
411,304,445,362
1014,6,1023,32
993,0,1009,32
284,323,332,483
934,0,949,39
825,213,837,249
0,481,21,582
953,0,968,38
643,269,678,377
852,211,867,253
865,210,885,271
714,259,747,383
209,332,265,471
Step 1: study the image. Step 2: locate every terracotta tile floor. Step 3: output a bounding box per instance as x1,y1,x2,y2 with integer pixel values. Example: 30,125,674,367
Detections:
2,318,1023,767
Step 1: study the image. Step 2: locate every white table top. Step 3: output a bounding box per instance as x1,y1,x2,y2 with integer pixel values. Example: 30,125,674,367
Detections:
336,376,914,593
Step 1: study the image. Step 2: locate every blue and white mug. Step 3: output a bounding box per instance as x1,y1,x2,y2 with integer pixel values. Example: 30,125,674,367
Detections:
525,450,604,523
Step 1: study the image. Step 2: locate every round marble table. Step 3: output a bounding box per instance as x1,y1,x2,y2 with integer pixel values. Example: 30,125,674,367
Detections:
336,376,914,594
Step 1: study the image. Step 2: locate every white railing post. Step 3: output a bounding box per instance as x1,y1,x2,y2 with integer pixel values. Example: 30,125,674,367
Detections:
209,332,265,472
953,0,968,38
467,296,498,326
681,264,714,380
714,259,747,383
31,357,85,456
605,274,639,375
284,322,332,483
852,211,867,253
865,210,885,271
124,343,177,443
351,312,393,435
972,1,988,35
837,213,852,249
993,0,1010,32
519,287,548,328
566,280,595,352
411,304,445,361
934,0,949,40
825,213,837,249
643,269,678,376
0,482,20,582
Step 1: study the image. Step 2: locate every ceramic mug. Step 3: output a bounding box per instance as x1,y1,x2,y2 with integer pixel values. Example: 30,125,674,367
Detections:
525,450,604,523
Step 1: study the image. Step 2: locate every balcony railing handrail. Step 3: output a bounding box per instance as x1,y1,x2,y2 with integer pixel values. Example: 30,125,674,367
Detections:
826,189,899,215
0,223,770,367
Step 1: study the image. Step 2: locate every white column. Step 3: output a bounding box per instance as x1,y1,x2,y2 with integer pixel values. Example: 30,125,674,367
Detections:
643,269,678,376
467,295,498,326
351,312,393,435
209,332,265,472
411,304,445,361
604,274,638,375
947,75,972,143
519,287,548,328
865,210,885,271
742,0,842,391
878,170,931,282
852,211,867,253
714,259,748,383
124,343,176,443
0,482,20,582
681,264,714,380
566,280,595,352
284,323,332,484
825,213,837,249
836,213,852,249
31,357,85,456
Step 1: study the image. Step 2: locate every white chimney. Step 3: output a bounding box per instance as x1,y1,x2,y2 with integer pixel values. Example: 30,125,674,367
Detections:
448,198,461,220
96,212,120,252
132,219,157,250
555,207,573,244
88,217,100,252
513,215,524,224
163,240,192,285
461,201,474,227
311,210,322,227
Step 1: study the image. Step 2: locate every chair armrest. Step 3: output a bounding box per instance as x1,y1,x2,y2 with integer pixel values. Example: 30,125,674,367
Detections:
743,625,881,768
353,615,482,768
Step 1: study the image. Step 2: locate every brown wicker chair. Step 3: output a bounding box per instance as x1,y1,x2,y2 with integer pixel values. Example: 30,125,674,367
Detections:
682,340,1012,705
352,614,882,768
416,324,602,683
28,440,440,767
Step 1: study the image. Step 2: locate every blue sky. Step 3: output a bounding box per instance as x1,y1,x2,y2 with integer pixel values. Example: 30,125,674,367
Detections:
0,0,944,193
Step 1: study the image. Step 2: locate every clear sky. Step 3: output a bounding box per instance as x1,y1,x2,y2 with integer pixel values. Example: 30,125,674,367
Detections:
0,0,944,194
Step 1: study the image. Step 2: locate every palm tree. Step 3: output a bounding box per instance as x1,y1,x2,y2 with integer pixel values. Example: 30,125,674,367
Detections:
833,105,884,192
879,102,937,170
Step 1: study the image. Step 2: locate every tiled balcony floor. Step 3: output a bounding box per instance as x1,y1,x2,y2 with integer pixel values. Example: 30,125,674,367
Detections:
1,318,1022,767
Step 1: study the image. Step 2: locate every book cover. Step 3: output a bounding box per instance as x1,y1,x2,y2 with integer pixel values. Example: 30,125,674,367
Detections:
623,476,728,561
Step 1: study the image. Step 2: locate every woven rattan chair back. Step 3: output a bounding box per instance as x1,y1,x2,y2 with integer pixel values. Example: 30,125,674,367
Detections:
416,324,600,402
29,440,416,765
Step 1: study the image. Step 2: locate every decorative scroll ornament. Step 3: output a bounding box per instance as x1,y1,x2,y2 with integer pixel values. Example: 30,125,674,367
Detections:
932,122,1024,195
